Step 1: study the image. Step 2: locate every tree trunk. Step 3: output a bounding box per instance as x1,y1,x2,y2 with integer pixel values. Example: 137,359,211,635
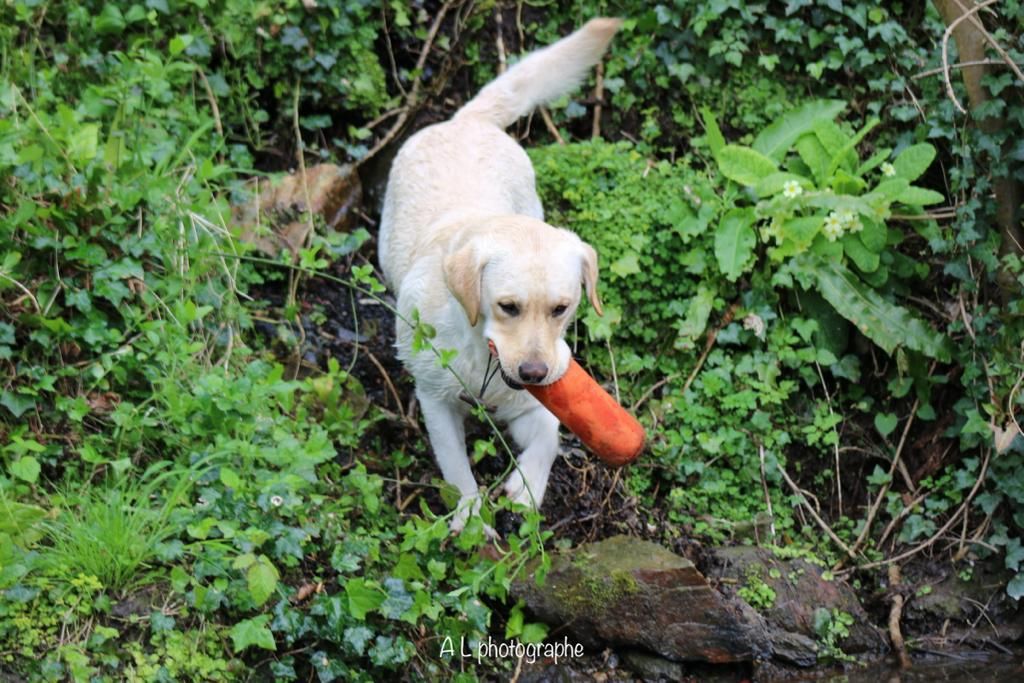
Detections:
933,0,1023,288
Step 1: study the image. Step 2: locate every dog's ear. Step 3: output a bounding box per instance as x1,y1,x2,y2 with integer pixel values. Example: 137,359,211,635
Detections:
581,242,603,316
444,242,485,326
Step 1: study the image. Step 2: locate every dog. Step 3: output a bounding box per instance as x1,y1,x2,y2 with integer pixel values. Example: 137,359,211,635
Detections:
378,18,620,534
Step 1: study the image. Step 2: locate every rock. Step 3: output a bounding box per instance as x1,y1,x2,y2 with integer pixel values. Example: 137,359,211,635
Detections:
766,629,817,667
707,546,887,656
905,557,1024,642
233,163,361,258
511,535,771,664
621,650,685,681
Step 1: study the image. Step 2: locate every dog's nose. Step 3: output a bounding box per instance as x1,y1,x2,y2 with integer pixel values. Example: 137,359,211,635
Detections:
518,361,548,383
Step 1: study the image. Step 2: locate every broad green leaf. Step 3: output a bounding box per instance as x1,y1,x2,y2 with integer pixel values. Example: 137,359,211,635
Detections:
714,208,757,281
754,172,813,197
675,285,715,349
219,466,242,490
247,558,279,607
520,622,549,644
1008,573,1024,601
769,215,823,260
610,251,641,277
0,498,46,547
874,413,898,438
10,457,40,484
229,615,276,652
870,178,910,201
893,143,936,182
717,145,778,186
842,234,880,273
345,578,385,620
701,107,725,159
1,390,34,418
812,120,852,159
68,123,99,164
858,216,887,253
825,117,879,179
810,258,951,361
897,186,945,206
795,134,830,185
856,147,892,177
753,100,845,161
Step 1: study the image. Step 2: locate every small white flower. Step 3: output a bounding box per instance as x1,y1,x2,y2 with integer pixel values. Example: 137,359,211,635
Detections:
849,218,864,233
783,180,803,198
837,210,855,226
270,495,284,507
823,213,844,241
881,162,896,177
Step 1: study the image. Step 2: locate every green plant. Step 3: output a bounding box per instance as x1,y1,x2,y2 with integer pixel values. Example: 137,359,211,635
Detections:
737,570,777,611
39,463,200,594
703,100,950,366
812,607,855,664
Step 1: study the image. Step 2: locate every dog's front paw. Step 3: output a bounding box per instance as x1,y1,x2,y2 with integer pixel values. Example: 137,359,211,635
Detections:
449,495,498,540
503,469,541,509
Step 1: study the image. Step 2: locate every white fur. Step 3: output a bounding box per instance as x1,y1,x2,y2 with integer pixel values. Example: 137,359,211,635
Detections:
379,18,620,534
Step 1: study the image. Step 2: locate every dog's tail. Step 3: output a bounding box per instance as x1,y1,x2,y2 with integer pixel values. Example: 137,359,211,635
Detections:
454,17,622,129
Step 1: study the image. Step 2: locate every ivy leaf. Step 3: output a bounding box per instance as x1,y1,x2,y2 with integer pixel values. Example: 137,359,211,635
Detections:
810,257,951,361
343,626,374,656
10,457,40,484
610,251,641,277
345,578,385,620
753,99,845,161
229,615,276,652
893,143,936,182
1,390,34,418
520,622,549,644
874,413,898,438
714,208,757,281
247,557,280,607
716,145,779,186
1007,574,1024,601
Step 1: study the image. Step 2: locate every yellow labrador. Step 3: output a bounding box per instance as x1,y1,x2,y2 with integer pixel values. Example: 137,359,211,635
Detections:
379,19,620,533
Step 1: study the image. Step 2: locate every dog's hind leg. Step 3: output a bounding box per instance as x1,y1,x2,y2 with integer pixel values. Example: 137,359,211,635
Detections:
503,407,560,509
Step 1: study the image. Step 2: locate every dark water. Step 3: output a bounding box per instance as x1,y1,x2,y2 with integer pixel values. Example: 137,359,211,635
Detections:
826,654,1023,683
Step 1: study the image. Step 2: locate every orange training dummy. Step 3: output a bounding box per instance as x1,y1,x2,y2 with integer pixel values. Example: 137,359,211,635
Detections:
525,359,645,467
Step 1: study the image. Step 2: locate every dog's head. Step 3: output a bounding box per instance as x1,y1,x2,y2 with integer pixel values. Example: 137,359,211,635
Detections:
443,216,602,388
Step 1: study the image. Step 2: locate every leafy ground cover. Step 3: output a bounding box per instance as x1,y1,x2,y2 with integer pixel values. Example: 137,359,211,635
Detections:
2,0,1023,680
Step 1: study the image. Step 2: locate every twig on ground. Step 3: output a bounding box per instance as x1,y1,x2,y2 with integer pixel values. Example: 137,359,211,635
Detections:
361,0,461,164
682,302,740,395
631,372,680,412
539,107,565,144
888,564,912,669
779,463,858,562
759,443,776,543
855,446,992,572
196,68,224,142
843,397,921,566
592,60,604,139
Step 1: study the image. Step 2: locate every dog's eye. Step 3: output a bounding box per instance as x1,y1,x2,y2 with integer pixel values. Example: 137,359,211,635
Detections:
552,304,568,317
499,302,520,316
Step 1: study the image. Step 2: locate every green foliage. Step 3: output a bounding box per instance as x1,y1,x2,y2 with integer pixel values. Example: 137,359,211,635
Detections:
39,463,200,594
812,608,856,664
737,570,777,611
